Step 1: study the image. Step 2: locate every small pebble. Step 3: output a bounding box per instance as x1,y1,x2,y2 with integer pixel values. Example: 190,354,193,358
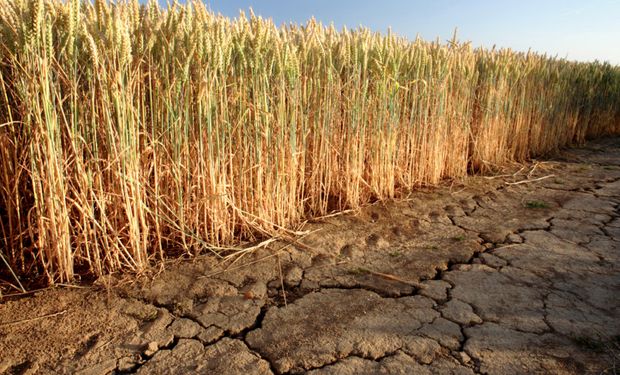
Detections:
506,234,523,244
144,341,159,357
457,351,471,365
284,266,303,287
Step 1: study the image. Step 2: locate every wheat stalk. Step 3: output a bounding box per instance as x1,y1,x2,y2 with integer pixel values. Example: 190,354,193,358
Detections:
0,0,618,284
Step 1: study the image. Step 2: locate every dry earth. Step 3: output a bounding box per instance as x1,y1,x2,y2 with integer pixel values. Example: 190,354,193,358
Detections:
1,138,620,375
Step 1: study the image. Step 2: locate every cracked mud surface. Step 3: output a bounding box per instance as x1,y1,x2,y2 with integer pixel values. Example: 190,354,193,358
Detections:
1,137,620,374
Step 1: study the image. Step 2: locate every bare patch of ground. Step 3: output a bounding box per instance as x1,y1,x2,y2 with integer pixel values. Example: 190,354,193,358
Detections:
1,137,620,374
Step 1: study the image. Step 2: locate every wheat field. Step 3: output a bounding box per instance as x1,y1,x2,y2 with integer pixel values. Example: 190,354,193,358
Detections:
0,0,619,284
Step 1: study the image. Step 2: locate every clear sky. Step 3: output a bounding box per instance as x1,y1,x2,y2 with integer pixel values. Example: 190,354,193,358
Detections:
154,0,620,65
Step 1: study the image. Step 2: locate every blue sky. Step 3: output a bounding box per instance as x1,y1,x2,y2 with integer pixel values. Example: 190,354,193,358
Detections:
155,0,620,64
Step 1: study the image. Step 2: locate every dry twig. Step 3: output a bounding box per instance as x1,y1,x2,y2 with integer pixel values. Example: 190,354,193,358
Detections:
0,309,69,328
506,174,555,186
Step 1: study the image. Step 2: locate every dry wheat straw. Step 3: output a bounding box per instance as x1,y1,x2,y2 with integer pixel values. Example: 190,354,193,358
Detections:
0,1,618,283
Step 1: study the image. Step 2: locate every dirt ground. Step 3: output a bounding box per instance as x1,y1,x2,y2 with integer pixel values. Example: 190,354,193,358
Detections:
1,137,619,375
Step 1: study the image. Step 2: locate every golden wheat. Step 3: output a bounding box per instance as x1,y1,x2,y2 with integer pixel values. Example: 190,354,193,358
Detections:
0,0,618,285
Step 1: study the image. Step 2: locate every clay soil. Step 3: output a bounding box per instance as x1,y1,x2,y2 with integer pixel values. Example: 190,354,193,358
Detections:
1,138,620,375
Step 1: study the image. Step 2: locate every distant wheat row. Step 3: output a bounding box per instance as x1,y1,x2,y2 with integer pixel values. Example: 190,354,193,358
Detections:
1,0,619,284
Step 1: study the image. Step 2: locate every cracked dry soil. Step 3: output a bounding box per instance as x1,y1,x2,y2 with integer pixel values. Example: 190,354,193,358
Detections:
1,137,620,375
